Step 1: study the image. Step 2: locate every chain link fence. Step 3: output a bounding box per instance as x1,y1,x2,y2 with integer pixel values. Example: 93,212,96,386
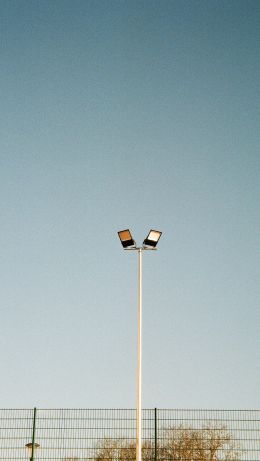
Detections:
0,409,259,461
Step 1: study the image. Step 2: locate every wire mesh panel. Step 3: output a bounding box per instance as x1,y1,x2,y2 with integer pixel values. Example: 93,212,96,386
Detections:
157,409,260,461
0,409,33,461
36,409,138,461
0,409,259,461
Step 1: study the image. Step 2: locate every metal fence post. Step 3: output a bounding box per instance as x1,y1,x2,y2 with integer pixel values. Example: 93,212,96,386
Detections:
31,407,37,461
154,408,157,461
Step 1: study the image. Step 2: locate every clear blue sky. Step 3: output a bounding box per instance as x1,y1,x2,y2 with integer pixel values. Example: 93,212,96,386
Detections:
0,0,259,409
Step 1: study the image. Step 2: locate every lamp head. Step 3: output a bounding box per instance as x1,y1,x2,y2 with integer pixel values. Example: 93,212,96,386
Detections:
143,230,162,248
25,443,40,458
118,229,136,248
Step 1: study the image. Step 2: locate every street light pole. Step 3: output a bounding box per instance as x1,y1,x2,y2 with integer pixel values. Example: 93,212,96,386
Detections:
118,229,162,461
25,408,40,461
136,248,142,461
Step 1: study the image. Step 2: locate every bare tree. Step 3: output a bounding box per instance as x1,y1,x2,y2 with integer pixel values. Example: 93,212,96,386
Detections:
94,425,240,461
159,425,240,461
95,439,152,461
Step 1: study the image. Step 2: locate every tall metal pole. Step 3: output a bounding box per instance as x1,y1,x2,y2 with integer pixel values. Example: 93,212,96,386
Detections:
136,249,142,461
118,229,162,461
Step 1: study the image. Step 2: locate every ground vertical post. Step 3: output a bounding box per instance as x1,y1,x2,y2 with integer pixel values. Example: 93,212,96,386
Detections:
154,408,157,461
31,407,37,461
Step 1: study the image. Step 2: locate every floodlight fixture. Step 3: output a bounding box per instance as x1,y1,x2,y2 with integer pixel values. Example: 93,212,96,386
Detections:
143,229,162,248
118,229,136,248
25,443,40,460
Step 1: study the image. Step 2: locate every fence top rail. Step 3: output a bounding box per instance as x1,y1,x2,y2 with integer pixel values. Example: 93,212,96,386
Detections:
0,408,259,411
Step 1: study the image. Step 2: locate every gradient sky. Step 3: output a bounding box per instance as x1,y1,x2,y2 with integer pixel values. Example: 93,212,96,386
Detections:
0,0,259,409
